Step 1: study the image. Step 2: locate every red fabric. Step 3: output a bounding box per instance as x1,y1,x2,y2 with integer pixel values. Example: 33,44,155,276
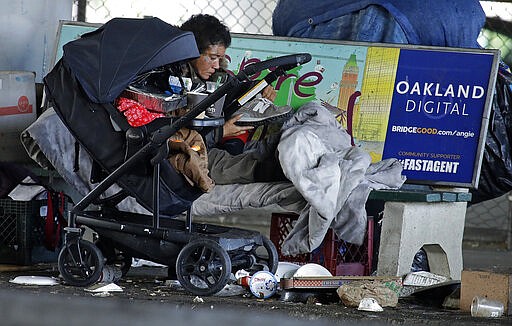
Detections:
44,190,67,251
222,131,250,144
116,97,164,127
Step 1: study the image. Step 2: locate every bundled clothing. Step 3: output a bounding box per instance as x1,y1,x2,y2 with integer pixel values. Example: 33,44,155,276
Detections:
277,103,405,255
116,97,212,192
168,128,214,193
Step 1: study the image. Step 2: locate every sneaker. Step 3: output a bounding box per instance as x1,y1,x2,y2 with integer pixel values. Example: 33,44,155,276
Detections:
235,97,293,126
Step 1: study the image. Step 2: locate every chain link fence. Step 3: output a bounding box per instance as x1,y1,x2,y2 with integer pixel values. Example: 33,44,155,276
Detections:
74,0,277,35
74,0,512,247
74,0,512,67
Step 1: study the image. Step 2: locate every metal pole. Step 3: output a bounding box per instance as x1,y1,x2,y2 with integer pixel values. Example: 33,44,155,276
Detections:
76,0,87,22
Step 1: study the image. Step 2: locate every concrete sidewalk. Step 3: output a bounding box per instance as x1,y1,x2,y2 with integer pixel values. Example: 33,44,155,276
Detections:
193,207,512,270
463,247,512,271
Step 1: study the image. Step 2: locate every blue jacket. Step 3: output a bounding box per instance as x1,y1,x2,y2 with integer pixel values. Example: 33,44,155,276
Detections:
272,0,485,48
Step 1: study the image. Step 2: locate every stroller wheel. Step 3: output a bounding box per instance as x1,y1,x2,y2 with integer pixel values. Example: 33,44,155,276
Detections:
95,239,132,277
176,238,231,296
247,236,279,275
58,240,104,287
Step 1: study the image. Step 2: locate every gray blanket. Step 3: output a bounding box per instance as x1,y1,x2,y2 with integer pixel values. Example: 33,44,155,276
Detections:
277,102,406,255
20,108,302,216
21,105,405,257
191,182,306,216
21,108,149,214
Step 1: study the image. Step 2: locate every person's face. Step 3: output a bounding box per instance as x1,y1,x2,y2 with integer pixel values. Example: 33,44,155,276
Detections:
191,44,226,80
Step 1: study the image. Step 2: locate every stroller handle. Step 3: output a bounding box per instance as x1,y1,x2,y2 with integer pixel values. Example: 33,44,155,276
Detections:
149,53,312,149
239,53,312,77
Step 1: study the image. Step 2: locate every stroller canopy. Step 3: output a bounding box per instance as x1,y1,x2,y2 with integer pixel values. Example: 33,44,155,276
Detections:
63,17,199,103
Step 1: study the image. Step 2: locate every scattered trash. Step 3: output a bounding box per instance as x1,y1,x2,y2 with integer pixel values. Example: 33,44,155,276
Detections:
215,283,247,297
193,296,204,303
164,279,183,291
292,263,332,278
274,262,301,281
9,275,59,286
403,271,448,287
460,270,511,315
235,269,251,288
442,287,460,310
398,285,421,298
98,265,122,283
91,291,114,297
471,296,504,318
280,290,339,304
410,280,460,308
410,248,430,273
337,280,399,308
131,258,166,268
8,176,45,201
249,271,278,299
237,275,251,288
279,290,311,303
358,297,384,312
282,269,298,280
234,269,250,280
84,282,123,293
306,296,320,305
400,271,450,298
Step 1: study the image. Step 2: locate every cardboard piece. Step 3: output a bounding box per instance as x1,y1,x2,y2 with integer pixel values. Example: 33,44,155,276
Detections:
460,270,511,315
280,275,402,291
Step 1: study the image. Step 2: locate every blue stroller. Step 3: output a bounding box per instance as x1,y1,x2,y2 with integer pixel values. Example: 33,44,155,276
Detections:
43,17,310,295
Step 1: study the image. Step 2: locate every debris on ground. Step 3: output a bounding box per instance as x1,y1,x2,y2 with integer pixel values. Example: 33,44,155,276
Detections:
84,283,123,293
403,271,449,287
193,296,204,303
337,280,399,308
9,275,59,286
248,271,278,299
358,297,384,312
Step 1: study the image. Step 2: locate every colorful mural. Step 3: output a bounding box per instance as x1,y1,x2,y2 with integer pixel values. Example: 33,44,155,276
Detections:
54,23,500,187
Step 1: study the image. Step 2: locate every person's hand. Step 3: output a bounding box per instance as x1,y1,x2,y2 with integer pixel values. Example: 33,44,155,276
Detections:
223,114,254,137
261,85,277,102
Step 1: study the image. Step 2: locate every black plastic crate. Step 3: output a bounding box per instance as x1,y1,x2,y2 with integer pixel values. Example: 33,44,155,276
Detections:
0,198,42,265
0,196,66,265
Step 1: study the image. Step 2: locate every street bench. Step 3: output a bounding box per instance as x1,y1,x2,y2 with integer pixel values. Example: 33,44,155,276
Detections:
368,185,472,280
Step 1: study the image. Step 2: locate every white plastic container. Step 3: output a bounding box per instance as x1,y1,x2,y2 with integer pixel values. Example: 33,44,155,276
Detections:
249,271,278,299
0,71,37,162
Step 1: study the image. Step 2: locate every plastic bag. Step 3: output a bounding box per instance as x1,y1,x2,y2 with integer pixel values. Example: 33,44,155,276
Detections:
411,248,430,273
0,162,37,199
471,63,512,204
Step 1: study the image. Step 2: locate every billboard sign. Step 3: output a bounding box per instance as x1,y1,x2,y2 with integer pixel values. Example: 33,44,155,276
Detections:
54,22,500,188
226,34,499,188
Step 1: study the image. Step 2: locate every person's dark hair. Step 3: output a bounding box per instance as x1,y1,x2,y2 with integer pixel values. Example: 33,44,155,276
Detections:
180,14,231,54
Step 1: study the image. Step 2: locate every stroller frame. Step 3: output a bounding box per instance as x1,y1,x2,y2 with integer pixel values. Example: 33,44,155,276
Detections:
44,17,311,296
